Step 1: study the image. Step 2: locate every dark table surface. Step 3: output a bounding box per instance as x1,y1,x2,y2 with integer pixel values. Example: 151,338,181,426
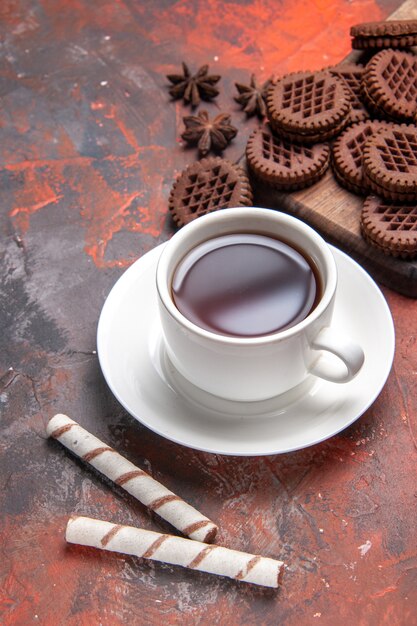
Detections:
1,1,417,625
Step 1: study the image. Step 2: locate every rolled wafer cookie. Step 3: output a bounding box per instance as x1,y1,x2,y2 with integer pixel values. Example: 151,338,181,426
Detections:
47,414,217,543
66,516,285,588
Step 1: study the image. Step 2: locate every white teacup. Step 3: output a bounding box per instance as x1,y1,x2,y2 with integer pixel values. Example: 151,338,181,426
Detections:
156,207,364,402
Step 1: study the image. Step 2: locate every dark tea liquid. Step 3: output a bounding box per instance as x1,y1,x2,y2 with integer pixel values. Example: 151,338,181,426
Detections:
171,233,321,337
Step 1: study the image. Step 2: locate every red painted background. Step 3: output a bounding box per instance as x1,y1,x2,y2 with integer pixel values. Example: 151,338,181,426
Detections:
1,1,416,625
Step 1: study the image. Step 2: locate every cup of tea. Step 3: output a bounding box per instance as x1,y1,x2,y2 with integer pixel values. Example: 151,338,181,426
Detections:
156,207,364,402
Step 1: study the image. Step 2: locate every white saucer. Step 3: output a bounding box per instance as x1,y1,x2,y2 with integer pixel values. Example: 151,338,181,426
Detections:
97,243,395,456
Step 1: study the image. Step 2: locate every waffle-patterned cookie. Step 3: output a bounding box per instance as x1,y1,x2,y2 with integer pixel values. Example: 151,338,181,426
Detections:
361,194,417,258
332,120,390,194
363,125,417,202
266,70,351,144
351,19,417,49
168,157,253,226
329,64,369,124
363,49,417,122
246,126,330,191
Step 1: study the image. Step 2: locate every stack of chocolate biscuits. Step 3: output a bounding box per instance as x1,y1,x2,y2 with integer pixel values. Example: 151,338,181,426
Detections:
246,18,417,260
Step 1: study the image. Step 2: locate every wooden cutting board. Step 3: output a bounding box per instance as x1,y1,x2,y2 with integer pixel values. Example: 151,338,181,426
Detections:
255,0,417,298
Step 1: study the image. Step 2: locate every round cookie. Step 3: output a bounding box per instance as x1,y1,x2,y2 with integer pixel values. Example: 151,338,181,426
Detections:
332,120,391,194
361,194,417,259
363,49,417,122
246,125,330,191
168,157,253,227
266,70,351,144
362,124,417,202
351,19,417,49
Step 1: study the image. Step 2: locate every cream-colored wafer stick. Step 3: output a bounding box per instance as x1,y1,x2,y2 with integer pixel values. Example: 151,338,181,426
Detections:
66,516,285,588
47,414,217,543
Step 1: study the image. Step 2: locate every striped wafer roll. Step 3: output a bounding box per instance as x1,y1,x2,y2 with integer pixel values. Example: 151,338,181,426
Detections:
47,414,217,543
66,516,285,588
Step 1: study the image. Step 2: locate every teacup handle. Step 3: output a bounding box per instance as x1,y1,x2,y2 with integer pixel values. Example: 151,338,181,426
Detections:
309,327,365,383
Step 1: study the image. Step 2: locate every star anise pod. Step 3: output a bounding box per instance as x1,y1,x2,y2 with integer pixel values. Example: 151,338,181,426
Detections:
234,74,275,117
181,110,238,156
166,62,221,108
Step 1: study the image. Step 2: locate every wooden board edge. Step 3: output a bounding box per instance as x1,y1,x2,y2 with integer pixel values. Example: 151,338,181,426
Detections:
254,184,417,298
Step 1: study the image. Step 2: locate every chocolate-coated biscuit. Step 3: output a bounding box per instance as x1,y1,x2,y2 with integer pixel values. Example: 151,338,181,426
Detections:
246,125,330,191
362,49,417,122
332,120,391,194
362,124,417,202
168,157,253,227
266,70,351,144
329,64,369,124
351,19,417,49
265,117,349,146
360,194,417,258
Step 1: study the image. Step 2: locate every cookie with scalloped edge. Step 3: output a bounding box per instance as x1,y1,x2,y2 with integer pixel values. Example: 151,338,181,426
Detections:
361,194,417,259
362,124,417,202
332,120,392,194
168,157,253,227
362,49,417,122
246,125,330,191
266,70,351,144
351,19,417,49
